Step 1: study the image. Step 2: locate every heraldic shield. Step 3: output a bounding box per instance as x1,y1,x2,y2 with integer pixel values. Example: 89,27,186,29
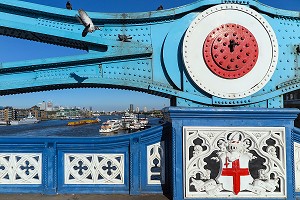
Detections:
183,127,286,198
217,131,254,195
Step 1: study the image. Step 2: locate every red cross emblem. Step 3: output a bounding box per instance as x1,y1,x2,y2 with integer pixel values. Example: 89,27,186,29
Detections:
221,158,250,195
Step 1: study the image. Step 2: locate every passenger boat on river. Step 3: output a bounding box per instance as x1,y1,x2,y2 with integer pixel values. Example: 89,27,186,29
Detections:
99,119,122,133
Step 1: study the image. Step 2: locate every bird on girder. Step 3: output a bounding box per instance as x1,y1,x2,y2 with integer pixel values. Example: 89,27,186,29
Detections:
66,1,72,10
76,9,100,37
118,34,132,42
157,5,163,10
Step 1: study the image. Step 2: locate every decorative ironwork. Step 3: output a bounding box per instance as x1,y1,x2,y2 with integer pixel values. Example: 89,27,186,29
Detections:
0,153,42,184
203,23,258,79
295,142,300,192
64,153,124,184
147,142,165,184
183,4,278,99
1,1,299,107
183,127,286,198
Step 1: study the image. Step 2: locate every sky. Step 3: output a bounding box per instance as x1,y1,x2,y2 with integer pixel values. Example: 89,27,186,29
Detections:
0,0,299,111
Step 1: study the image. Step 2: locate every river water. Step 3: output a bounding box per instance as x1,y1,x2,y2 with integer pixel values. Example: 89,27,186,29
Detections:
0,115,161,137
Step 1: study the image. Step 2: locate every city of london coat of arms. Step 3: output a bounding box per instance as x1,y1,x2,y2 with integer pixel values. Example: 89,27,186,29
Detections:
183,127,286,198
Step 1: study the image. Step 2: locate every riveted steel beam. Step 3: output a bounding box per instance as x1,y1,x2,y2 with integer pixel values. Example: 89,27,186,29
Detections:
0,0,299,108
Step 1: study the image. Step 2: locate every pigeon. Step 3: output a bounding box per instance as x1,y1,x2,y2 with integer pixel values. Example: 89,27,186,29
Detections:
66,1,72,10
118,34,132,42
76,9,100,37
157,5,163,10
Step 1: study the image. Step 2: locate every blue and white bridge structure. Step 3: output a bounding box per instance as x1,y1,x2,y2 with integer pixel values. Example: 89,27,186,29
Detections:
0,0,300,199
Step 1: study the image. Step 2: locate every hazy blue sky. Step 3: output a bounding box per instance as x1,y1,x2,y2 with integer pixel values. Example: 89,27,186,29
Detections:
0,0,299,111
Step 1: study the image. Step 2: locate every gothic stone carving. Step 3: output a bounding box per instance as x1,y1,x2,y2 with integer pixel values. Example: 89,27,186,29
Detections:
64,153,124,184
295,142,300,191
0,153,42,184
183,127,286,198
147,142,165,184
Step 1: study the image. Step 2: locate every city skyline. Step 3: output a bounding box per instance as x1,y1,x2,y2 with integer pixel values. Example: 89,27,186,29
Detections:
0,88,168,112
2,99,153,113
0,0,298,111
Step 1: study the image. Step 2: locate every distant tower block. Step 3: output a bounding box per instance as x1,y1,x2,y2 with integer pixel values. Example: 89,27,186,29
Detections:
129,104,134,113
39,101,47,111
46,101,53,111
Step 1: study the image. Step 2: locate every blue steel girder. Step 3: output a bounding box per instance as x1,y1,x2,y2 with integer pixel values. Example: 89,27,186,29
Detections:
0,0,299,108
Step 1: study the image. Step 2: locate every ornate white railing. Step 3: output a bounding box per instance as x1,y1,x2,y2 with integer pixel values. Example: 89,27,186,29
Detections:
147,141,165,184
295,142,300,192
0,153,42,184
64,153,124,184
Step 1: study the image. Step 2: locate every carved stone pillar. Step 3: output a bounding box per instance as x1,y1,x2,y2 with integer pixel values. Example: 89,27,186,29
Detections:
164,107,299,200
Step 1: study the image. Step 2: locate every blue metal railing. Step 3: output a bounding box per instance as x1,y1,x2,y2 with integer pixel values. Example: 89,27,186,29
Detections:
0,124,169,195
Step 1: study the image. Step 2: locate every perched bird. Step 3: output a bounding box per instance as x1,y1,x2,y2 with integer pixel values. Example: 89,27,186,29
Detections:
66,1,72,10
157,5,163,10
118,34,132,42
76,9,100,37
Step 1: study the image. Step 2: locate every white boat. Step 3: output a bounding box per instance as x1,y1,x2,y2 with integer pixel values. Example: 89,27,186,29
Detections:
122,113,149,129
10,112,39,125
122,112,137,129
121,112,137,122
99,119,122,133
129,120,142,130
138,117,149,127
128,117,149,130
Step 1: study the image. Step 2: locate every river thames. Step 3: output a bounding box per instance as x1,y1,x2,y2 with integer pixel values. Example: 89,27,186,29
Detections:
0,115,160,137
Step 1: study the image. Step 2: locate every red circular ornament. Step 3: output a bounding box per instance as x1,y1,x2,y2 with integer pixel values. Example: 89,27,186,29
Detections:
203,23,259,79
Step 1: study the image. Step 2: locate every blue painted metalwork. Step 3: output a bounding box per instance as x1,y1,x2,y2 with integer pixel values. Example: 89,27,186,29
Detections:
0,0,299,107
164,107,299,200
0,125,168,195
1,0,300,199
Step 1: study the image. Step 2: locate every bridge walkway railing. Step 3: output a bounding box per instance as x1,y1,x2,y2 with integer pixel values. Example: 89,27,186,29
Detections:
0,124,170,195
